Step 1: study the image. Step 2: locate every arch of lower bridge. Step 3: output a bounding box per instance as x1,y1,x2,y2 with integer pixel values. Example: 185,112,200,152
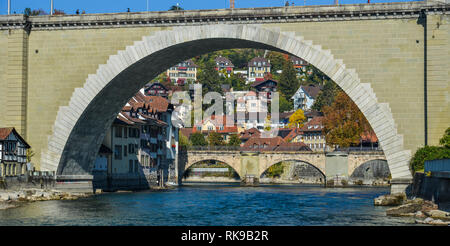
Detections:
183,159,241,179
259,159,326,180
349,159,390,180
41,24,412,179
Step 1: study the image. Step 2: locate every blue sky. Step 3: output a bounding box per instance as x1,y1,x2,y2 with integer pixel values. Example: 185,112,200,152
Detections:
1,0,420,15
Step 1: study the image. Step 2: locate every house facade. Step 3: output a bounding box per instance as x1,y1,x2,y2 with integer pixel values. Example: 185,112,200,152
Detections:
292,85,322,111
247,57,271,83
167,59,198,85
192,115,239,143
0,128,30,177
251,79,278,101
144,82,169,98
299,116,329,152
215,56,234,76
95,92,178,190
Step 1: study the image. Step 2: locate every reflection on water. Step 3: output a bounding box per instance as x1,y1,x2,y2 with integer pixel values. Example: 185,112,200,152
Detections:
0,183,418,226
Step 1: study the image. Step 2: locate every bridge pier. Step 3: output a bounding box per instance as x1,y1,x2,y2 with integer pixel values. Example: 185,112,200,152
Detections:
241,175,259,186
390,178,413,196
55,175,94,194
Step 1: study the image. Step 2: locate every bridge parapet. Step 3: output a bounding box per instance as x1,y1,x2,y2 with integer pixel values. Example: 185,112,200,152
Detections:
0,1,447,31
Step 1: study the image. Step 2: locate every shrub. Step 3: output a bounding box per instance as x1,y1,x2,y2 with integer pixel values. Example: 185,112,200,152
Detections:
341,179,348,186
410,145,450,173
326,179,334,187
354,180,364,186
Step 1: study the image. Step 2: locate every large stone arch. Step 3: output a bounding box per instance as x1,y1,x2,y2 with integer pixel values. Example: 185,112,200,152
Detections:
41,24,412,180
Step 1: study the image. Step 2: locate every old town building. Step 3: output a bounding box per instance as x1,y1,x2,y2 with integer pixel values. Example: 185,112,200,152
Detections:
192,115,239,143
94,91,178,190
0,128,30,177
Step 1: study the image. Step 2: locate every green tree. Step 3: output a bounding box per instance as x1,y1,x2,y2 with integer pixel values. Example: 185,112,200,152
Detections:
179,132,191,147
439,127,450,148
288,109,306,128
197,60,223,95
207,132,225,146
279,94,293,112
190,132,207,146
266,51,286,72
312,80,340,112
279,59,300,99
228,134,242,146
301,64,330,86
410,146,450,173
264,162,286,178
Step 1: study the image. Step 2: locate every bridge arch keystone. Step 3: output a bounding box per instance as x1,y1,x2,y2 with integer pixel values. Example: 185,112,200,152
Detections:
41,24,411,180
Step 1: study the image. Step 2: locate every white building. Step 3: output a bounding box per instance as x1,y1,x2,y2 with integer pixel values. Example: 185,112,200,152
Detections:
292,85,322,111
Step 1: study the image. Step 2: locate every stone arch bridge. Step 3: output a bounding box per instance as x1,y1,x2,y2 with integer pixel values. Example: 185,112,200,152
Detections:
178,149,387,183
0,1,448,190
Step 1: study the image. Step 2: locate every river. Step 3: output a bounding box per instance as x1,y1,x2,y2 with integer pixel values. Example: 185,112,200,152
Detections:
0,183,419,226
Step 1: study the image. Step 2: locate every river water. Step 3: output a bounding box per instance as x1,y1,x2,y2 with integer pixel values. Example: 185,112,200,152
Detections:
0,183,419,226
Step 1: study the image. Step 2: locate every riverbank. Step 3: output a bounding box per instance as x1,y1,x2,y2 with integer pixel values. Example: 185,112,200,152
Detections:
0,189,91,210
374,193,450,225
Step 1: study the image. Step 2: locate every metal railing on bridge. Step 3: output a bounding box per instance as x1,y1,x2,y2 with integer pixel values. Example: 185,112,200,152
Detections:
181,146,241,151
334,146,383,153
181,145,384,153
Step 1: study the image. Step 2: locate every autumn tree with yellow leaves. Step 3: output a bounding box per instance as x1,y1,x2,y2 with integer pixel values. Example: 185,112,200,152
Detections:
322,91,374,148
288,109,306,128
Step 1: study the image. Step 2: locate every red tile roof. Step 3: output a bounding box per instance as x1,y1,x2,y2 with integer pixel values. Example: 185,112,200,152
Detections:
300,116,324,132
0,127,14,140
242,136,285,151
0,127,30,148
276,141,311,151
239,128,261,140
283,128,303,142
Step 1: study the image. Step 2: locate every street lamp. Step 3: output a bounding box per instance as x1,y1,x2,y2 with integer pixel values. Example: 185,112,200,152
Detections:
8,0,11,15
50,0,53,15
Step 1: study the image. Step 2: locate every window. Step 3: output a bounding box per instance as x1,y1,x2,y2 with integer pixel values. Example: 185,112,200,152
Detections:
115,127,122,138
134,160,139,173
114,145,122,160
129,160,133,173
129,144,135,154
124,127,128,138
124,145,127,157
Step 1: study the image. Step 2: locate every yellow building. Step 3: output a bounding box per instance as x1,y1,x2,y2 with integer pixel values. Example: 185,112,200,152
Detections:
166,59,198,85
299,116,329,152
247,57,271,83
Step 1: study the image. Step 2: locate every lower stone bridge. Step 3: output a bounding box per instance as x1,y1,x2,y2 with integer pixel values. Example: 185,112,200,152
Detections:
177,147,387,184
